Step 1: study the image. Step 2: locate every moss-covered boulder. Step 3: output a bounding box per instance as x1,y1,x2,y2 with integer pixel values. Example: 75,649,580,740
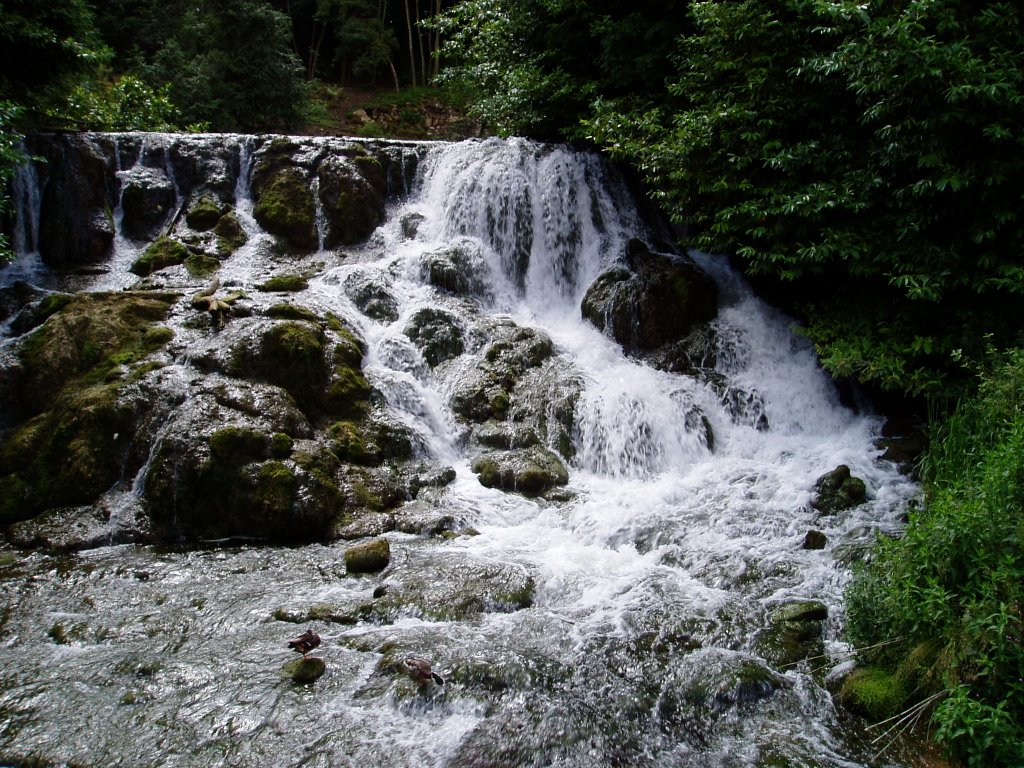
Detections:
0,292,177,525
471,446,569,497
130,236,189,276
581,240,718,354
317,153,386,247
253,165,317,251
232,321,328,413
811,465,867,514
185,194,225,231
404,308,464,366
754,601,828,666
281,656,326,684
184,252,220,277
344,538,391,573
257,275,308,293
214,211,248,255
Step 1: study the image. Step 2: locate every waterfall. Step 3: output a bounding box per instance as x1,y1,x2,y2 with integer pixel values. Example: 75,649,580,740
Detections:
0,134,922,768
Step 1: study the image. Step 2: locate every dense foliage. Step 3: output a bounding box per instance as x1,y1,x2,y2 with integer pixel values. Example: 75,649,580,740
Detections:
847,350,1024,765
438,0,1024,397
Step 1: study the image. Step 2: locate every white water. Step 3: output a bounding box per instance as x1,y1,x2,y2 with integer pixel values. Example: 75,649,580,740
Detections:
0,135,920,766
309,137,919,763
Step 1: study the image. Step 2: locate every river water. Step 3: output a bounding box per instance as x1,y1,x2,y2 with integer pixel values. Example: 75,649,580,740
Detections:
0,136,920,766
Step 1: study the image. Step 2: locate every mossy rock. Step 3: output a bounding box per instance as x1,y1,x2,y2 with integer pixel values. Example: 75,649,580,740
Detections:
281,656,326,684
838,667,905,721
10,291,177,417
8,292,73,335
316,155,385,247
253,166,317,251
234,321,328,414
345,538,391,573
257,275,308,293
812,465,867,514
209,426,273,463
214,211,248,255
404,308,464,366
130,237,189,276
581,244,718,353
185,252,220,277
325,363,372,418
266,303,318,322
471,446,569,497
185,194,225,231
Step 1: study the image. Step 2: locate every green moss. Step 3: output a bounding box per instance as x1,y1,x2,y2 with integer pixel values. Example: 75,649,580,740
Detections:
130,237,189,276
252,166,317,250
214,211,248,254
0,474,29,525
184,252,220,277
839,668,905,721
344,538,391,573
185,195,224,231
254,461,298,513
270,432,294,458
326,363,372,417
329,420,373,464
257,275,308,293
267,303,318,322
209,427,270,462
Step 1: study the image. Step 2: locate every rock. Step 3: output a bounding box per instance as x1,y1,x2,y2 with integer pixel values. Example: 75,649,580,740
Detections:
119,166,176,240
32,133,116,266
471,446,569,497
130,236,189,276
368,549,535,622
344,538,391,573
185,194,226,231
802,530,827,549
253,165,317,251
316,153,385,247
213,211,248,255
811,465,867,513
0,293,177,524
755,601,828,666
343,272,398,322
581,241,718,354
401,212,425,239
281,657,326,684
404,308,464,366
257,275,308,293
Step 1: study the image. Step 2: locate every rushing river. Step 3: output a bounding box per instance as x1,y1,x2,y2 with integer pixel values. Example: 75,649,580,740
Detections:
0,136,921,767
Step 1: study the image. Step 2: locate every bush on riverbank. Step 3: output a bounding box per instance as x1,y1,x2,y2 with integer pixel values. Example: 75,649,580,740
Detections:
846,348,1024,766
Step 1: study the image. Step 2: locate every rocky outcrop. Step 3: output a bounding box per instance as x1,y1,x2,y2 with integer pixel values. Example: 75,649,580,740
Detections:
581,239,718,355
30,133,117,266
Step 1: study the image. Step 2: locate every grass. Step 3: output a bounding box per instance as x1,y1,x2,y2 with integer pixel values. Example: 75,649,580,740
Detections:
845,348,1024,766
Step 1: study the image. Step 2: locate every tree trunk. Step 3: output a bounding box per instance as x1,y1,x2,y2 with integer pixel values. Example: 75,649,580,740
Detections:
404,0,417,87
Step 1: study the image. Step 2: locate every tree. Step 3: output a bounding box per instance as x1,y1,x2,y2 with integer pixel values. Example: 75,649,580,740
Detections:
138,0,309,131
584,0,1024,395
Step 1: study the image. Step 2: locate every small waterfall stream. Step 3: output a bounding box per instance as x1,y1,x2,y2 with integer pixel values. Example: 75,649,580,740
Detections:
0,134,921,767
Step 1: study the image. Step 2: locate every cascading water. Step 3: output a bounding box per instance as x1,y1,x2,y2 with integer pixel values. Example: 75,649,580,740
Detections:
0,134,921,767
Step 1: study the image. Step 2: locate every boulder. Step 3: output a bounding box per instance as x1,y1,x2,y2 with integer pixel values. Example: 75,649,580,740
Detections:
581,240,718,355
253,165,317,251
281,657,326,684
130,236,189,276
185,194,226,231
316,153,386,247
118,166,176,240
344,538,391,573
812,465,867,514
404,308,464,366
33,133,117,266
343,272,398,322
471,446,569,496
